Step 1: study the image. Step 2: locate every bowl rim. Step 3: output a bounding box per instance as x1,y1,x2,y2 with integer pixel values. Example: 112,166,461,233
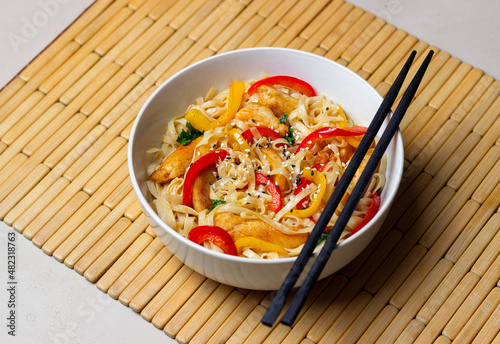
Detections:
128,47,404,265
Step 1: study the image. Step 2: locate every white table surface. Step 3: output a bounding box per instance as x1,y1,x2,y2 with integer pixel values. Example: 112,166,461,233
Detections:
1,1,499,343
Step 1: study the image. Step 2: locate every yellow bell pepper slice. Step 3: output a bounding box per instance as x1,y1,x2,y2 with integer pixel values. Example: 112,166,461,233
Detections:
227,80,246,115
234,237,288,255
228,128,255,158
346,136,361,148
185,108,214,131
184,80,246,131
213,80,245,127
289,167,327,218
336,104,348,129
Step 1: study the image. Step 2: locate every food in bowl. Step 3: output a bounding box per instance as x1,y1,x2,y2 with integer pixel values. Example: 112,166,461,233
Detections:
146,75,385,259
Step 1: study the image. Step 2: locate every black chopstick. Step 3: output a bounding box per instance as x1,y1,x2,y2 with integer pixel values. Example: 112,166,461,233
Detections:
280,50,434,326
262,50,432,327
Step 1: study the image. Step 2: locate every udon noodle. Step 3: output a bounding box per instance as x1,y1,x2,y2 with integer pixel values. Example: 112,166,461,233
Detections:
147,76,385,259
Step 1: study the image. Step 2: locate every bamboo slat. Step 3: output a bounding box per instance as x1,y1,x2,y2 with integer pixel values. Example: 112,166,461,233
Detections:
376,259,453,344
392,200,479,308
96,232,153,292
163,279,222,338
443,232,500,339
1,0,500,343
108,236,165,299
414,272,480,343
471,299,500,344
86,214,150,283
418,212,500,325
130,255,184,312
205,291,267,344
452,288,500,343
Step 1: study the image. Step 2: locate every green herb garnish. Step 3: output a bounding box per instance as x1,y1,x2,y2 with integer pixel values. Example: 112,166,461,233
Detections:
280,113,288,124
176,121,203,145
316,227,332,247
209,199,226,211
283,127,295,145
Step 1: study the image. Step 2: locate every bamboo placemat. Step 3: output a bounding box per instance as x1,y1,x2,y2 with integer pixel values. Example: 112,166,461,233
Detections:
1,0,499,342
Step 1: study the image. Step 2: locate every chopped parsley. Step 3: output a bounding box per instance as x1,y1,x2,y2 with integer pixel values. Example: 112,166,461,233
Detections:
176,121,203,145
209,199,226,211
280,113,288,124
283,126,295,145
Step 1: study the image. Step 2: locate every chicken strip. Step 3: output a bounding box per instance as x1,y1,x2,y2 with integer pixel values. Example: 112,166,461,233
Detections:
214,212,247,229
214,213,308,249
231,220,308,249
192,165,217,212
316,143,356,165
149,136,202,183
258,85,298,117
235,103,288,136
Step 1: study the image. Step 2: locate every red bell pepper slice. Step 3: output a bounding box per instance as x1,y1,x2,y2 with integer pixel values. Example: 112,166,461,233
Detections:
188,225,238,256
242,126,288,148
347,192,380,238
295,163,326,210
255,172,283,213
247,75,316,97
296,126,367,154
183,150,229,207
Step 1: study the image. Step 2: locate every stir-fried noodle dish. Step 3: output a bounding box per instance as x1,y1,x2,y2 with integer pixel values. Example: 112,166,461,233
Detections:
147,76,384,259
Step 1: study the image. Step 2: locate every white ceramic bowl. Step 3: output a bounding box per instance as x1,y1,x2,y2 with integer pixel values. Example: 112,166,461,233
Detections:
128,48,404,290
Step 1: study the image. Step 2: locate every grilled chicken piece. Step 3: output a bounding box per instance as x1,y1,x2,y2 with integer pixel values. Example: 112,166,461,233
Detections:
260,147,288,191
149,136,202,183
235,103,288,136
214,213,308,249
257,85,298,118
192,165,217,212
316,143,356,165
214,212,247,228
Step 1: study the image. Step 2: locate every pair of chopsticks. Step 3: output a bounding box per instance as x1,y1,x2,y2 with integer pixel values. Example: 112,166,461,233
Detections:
262,49,434,327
